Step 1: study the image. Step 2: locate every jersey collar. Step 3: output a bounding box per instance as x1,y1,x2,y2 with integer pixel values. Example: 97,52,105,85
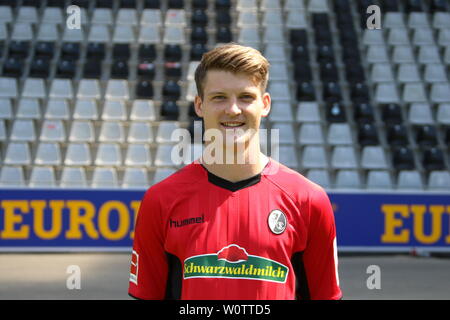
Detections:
198,159,271,192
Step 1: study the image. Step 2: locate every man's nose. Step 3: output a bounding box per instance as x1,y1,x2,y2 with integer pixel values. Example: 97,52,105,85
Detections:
224,99,242,116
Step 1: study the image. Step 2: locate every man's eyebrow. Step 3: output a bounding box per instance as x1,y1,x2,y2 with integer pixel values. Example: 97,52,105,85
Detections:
207,90,258,96
206,91,227,96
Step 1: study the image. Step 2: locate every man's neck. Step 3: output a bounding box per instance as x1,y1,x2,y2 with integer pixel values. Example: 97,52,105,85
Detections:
200,145,269,183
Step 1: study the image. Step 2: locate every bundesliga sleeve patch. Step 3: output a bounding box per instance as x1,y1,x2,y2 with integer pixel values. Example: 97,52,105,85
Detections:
183,244,289,283
129,250,139,285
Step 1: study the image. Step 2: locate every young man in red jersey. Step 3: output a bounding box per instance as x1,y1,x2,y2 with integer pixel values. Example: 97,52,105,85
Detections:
128,43,342,300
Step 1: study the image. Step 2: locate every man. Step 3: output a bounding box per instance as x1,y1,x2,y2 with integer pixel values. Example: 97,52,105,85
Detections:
128,43,342,300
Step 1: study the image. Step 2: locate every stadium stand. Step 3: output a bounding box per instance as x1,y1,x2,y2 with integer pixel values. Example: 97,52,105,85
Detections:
0,0,449,190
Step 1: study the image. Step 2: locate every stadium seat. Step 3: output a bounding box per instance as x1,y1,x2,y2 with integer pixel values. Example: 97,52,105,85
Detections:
0,166,26,187
387,29,409,46
99,122,126,143
423,64,448,83
271,145,299,169
34,142,61,165
408,103,434,124
89,25,111,42
45,99,70,120
64,143,92,166
125,144,152,167
130,100,156,121
0,120,5,141
366,170,393,189
432,12,450,28
4,142,31,165
267,102,293,122
437,29,450,46
122,168,149,188
92,8,113,25
157,121,183,144
430,83,450,103
335,170,361,189
392,147,416,170
69,121,95,142
387,123,409,146
102,100,127,121
397,170,423,190
417,45,441,64
285,0,305,10
117,8,138,25
105,80,129,100
298,123,324,145
92,167,119,188
354,102,375,123
422,147,446,171
301,146,328,169
437,103,450,124
331,146,358,169
16,98,41,119
271,122,296,145
402,83,427,103
327,123,353,145
95,143,122,166
428,171,450,190
375,83,400,103
10,119,36,142
361,146,388,169
397,64,421,83
155,144,177,166
29,166,56,188
371,63,395,83
60,167,88,188
237,11,258,27
326,101,346,123
128,122,154,143
73,100,99,120
264,44,287,62
296,102,321,122
40,120,66,142
407,13,429,28
22,78,46,98
392,45,415,64
412,29,435,46
0,99,13,119
160,100,180,120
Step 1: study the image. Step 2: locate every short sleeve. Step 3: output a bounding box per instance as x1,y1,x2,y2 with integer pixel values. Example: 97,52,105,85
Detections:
128,187,168,300
301,188,342,300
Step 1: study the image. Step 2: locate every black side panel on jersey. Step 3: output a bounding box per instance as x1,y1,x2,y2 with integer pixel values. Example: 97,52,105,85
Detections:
164,252,182,300
291,251,310,300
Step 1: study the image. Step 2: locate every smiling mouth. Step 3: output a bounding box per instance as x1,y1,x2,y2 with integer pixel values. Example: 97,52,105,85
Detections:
220,122,245,128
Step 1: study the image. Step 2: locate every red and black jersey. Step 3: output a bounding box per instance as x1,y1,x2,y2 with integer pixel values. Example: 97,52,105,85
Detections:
128,159,342,300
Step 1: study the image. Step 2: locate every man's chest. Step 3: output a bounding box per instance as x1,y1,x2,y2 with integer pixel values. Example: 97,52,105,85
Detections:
163,191,308,265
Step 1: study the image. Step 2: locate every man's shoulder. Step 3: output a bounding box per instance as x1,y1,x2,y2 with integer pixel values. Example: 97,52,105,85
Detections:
264,159,327,199
146,162,204,196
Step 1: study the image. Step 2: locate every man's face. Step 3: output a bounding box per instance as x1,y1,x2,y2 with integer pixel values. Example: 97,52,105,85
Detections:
194,70,271,146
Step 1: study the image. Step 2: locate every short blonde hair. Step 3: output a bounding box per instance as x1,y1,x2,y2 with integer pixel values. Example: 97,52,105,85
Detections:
194,43,270,98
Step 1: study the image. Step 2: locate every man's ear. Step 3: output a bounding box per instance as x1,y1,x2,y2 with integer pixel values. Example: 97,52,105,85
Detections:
194,95,204,118
261,92,271,117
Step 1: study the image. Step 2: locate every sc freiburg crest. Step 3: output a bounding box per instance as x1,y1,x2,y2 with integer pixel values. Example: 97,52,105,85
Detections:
268,210,287,235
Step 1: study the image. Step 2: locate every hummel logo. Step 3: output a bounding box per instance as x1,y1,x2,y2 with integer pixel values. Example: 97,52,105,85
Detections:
169,214,205,228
